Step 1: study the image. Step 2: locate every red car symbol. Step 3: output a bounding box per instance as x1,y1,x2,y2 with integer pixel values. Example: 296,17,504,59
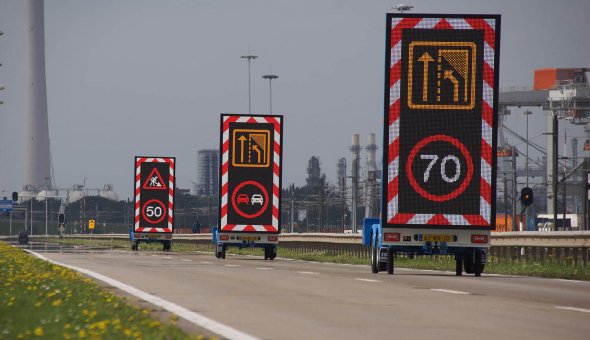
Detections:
237,194,249,205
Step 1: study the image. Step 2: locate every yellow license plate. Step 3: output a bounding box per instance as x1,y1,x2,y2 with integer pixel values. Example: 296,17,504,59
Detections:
422,234,453,242
148,234,160,239
241,236,259,241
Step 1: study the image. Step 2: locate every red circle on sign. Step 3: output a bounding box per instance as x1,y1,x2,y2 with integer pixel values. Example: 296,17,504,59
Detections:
231,180,270,219
406,134,473,202
141,199,167,224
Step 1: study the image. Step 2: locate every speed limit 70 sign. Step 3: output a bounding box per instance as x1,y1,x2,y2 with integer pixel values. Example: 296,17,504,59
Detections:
134,157,175,233
383,14,500,229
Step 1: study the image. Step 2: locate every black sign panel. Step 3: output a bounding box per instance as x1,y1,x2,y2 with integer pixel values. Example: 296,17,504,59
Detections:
219,115,283,233
382,14,500,229
134,157,175,232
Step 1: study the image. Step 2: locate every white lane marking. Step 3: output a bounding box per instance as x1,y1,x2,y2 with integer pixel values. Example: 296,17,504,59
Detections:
180,259,193,262
354,278,381,283
430,289,470,295
151,254,160,257
201,261,213,264
25,249,259,340
298,271,320,275
555,306,590,314
225,264,240,267
163,256,173,259
553,279,587,284
256,267,274,270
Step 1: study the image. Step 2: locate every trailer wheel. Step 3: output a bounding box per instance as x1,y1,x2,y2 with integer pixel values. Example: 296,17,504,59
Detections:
386,248,394,275
371,234,379,274
131,241,138,251
264,246,269,260
463,254,474,274
455,254,463,276
474,249,484,277
221,244,226,259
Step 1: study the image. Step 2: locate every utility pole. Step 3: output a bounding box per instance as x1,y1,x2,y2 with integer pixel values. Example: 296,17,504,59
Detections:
512,147,517,231
318,177,324,232
290,184,295,233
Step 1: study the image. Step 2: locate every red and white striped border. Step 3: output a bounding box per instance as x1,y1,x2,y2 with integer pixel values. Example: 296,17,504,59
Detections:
220,115,282,232
387,17,496,226
134,157,175,233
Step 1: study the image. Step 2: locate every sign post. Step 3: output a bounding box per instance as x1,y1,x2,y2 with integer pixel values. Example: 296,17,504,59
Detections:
217,114,283,259
383,14,500,229
133,157,176,251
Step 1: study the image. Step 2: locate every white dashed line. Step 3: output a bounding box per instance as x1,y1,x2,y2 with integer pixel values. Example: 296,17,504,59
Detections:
225,264,240,267
430,289,470,295
256,267,274,270
354,278,381,283
180,259,192,262
555,306,590,314
201,261,212,264
298,271,320,275
163,256,173,259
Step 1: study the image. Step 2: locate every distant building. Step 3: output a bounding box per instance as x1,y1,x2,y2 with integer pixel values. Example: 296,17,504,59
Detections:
197,149,219,196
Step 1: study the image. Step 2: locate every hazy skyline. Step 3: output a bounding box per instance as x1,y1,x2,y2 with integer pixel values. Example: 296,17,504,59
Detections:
1,0,589,199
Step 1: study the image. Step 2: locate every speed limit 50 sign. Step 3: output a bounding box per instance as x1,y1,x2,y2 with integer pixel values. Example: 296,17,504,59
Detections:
383,14,500,229
134,157,175,233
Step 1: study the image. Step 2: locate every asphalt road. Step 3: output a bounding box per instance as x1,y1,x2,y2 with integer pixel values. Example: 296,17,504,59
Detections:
30,244,590,340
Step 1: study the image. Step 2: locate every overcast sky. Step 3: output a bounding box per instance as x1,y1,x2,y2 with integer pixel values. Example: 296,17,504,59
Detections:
1,0,589,200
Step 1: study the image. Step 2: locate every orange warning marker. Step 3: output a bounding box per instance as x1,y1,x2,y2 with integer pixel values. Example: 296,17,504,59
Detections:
143,168,167,190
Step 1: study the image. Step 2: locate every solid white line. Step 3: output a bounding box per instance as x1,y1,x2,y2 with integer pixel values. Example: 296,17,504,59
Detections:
354,278,381,283
430,289,470,295
25,250,259,340
553,279,587,284
555,306,590,314
298,271,320,275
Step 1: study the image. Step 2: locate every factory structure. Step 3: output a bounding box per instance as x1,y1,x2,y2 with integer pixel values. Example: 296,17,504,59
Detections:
16,1,120,204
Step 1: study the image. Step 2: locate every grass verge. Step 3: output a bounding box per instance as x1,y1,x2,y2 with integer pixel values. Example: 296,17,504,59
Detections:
0,241,205,339
35,237,590,281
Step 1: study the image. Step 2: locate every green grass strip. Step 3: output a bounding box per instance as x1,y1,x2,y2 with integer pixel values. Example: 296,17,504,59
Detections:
35,237,590,281
0,241,206,339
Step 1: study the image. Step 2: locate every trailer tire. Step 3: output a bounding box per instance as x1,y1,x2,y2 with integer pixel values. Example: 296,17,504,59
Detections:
474,249,484,277
455,254,463,276
221,244,226,259
264,246,269,260
386,248,394,275
371,234,379,274
463,254,474,274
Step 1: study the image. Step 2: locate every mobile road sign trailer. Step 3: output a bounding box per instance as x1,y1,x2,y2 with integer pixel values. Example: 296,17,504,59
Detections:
363,14,501,276
131,156,176,251
214,114,283,260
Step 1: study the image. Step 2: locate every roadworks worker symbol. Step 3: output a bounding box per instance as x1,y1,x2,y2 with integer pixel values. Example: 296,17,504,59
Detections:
232,129,271,168
408,41,477,110
143,168,167,190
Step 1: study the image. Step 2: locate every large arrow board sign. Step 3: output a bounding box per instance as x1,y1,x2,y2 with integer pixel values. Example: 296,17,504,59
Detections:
219,114,283,233
134,157,175,233
383,14,500,229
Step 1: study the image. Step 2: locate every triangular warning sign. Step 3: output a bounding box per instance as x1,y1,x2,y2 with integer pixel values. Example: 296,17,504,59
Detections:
143,168,167,190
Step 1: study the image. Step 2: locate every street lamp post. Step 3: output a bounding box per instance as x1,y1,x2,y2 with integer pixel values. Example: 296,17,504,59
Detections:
392,4,414,13
240,55,258,115
262,74,278,115
524,110,532,230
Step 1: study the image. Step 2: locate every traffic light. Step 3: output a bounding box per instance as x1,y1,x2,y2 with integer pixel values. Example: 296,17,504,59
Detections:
11,191,18,202
521,187,533,207
58,213,65,224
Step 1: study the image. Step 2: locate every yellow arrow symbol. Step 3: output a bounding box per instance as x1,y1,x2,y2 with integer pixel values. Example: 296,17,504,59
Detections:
238,135,247,163
418,52,434,102
444,70,459,102
252,144,262,163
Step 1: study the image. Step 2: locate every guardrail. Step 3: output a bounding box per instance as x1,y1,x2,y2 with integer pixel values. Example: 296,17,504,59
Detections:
5,231,589,266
